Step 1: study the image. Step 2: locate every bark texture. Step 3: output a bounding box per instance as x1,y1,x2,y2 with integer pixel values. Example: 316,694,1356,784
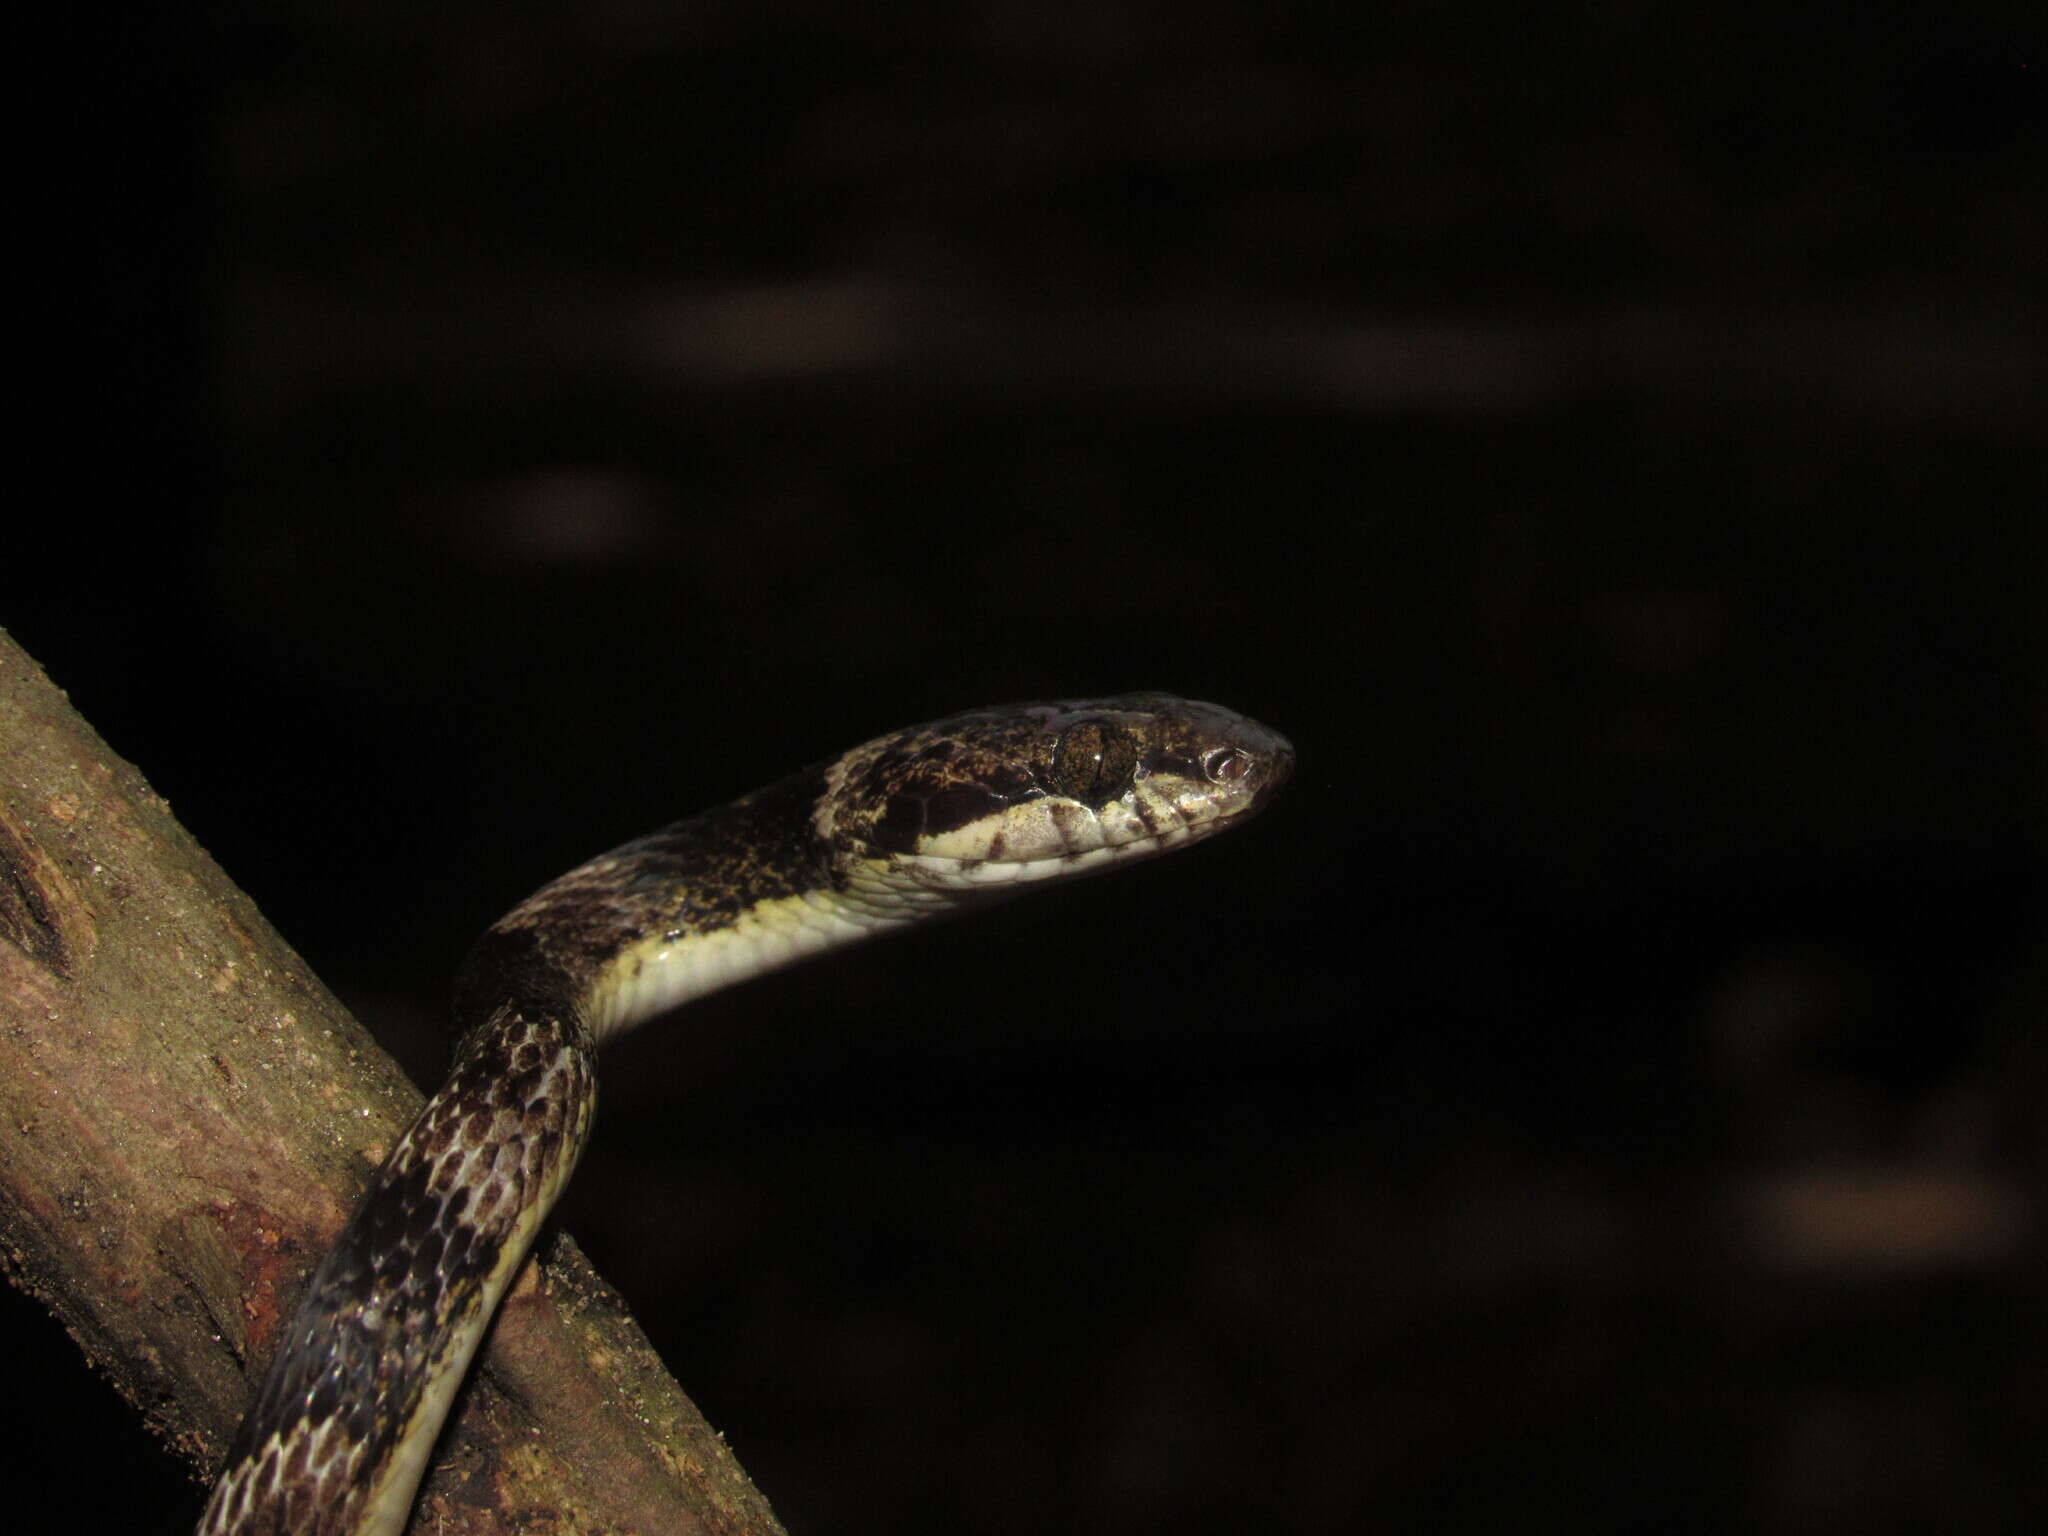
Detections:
0,627,785,1536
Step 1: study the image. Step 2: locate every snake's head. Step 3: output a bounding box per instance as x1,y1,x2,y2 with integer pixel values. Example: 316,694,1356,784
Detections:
821,693,1294,894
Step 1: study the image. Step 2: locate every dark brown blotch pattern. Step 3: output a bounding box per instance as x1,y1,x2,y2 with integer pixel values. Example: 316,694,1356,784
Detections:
206,1008,596,1534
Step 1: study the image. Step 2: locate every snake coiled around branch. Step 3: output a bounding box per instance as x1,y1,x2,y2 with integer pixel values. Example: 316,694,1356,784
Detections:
198,693,1293,1535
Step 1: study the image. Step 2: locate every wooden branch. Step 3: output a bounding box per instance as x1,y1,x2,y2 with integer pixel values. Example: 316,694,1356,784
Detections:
0,627,786,1536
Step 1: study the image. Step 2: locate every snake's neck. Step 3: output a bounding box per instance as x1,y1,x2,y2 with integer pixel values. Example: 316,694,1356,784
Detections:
452,766,931,1046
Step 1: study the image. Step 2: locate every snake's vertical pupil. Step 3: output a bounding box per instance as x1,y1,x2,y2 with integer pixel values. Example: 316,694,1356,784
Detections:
1051,719,1138,807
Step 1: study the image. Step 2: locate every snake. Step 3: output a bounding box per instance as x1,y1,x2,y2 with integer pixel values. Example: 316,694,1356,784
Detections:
196,692,1293,1535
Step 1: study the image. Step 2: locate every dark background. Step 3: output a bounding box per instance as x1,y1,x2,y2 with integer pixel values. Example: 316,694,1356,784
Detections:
16,6,2045,1533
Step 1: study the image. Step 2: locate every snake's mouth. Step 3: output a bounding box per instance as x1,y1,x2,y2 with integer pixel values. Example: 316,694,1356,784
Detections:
904,723,1292,877
901,829,1177,878
898,763,1291,888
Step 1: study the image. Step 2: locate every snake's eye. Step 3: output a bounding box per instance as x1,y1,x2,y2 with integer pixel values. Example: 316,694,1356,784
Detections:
1051,719,1138,807
1203,746,1252,784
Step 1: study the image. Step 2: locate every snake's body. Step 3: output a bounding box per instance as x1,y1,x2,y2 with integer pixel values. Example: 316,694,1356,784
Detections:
199,694,1292,1535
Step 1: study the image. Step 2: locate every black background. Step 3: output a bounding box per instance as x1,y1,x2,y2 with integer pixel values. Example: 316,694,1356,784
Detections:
16,6,2046,1533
